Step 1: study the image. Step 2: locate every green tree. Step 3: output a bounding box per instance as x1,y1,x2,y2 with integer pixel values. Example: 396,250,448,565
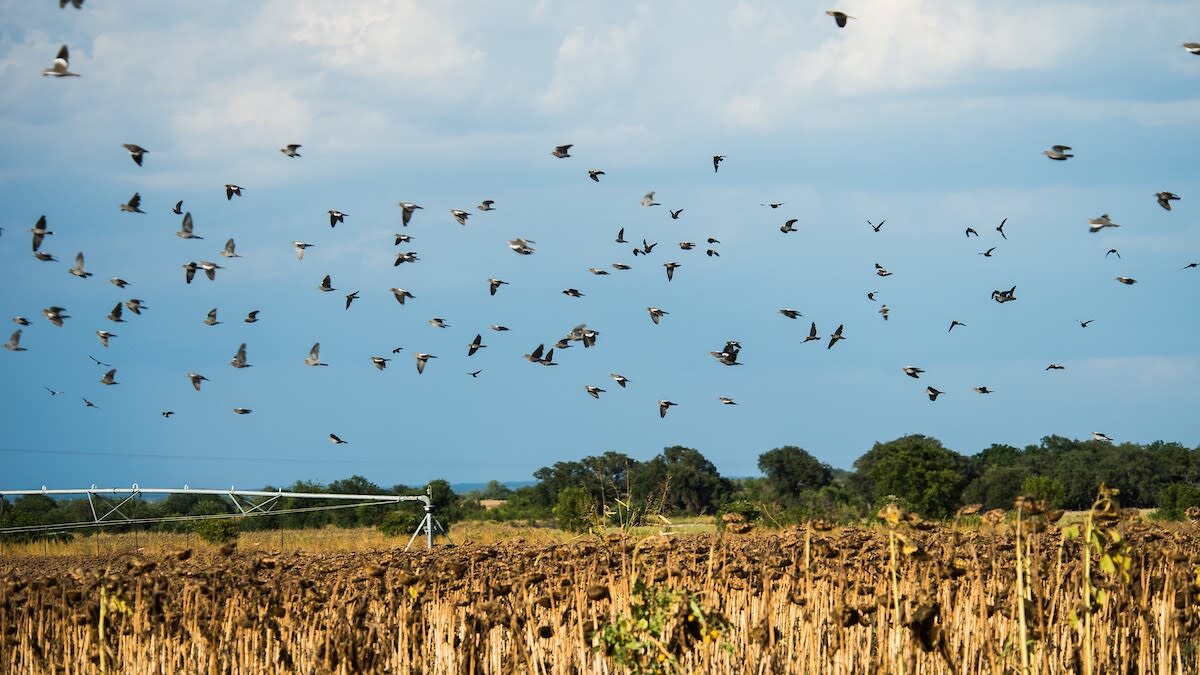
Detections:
554,487,594,533
630,446,732,515
757,446,833,504
850,435,971,519
1020,475,1065,508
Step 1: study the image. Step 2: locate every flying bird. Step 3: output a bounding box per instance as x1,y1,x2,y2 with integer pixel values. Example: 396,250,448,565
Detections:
827,324,845,349
589,267,611,275
1184,262,1198,270
280,144,302,157
31,215,52,251
1106,249,1120,258
1092,432,1114,443
903,366,924,379
762,202,784,209
177,212,202,239
869,220,885,232
394,250,419,265
220,238,240,258
980,247,996,257
203,308,221,326
718,397,737,405
1185,43,1200,55
658,400,677,418
612,262,632,270
370,356,390,371
611,373,630,388
43,307,69,327
468,370,482,378
1088,214,1119,233
197,258,222,279
83,398,98,409
508,238,536,255
562,288,585,298
706,249,720,257
641,192,660,207
319,275,335,292
949,320,966,332
489,278,508,296
615,228,627,243
89,355,112,367
585,385,605,399
1046,364,1065,371
43,45,79,77
803,322,821,343
391,288,415,304
875,263,892,277
1079,320,1094,328
329,210,347,227
825,10,855,27
664,262,681,281
991,286,1017,303
648,307,669,325
415,353,436,374
779,308,801,319
973,387,993,394
225,184,243,200
120,192,145,214
162,411,173,418
304,343,327,366
1043,145,1073,160
293,242,314,260
589,169,605,182
110,277,130,289
670,209,684,220
122,144,148,166
878,305,889,321
551,144,573,158
329,434,348,445
124,299,146,314
394,233,413,245
3,330,25,352
467,334,486,356
100,369,118,385
1115,276,1137,285
996,218,1008,239
232,408,252,415
713,155,725,172
780,219,798,234
1156,192,1181,211
230,343,250,368
925,387,943,401
344,291,359,310
429,317,449,328
173,200,183,215
398,202,423,226
450,209,470,225
12,317,31,326
68,252,92,278
965,227,979,237
490,324,509,332
95,330,116,348
478,200,496,212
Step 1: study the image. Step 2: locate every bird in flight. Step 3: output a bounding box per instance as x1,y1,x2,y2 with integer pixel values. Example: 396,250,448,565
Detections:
761,202,784,209
875,263,892,277
664,262,681,281
1106,249,1120,259
162,411,174,418
370,356,390,371
344,291,359,310
173,201,183,215
585,385,605,399
869,220,885,232
718,397,737,405
43,306,69,327
648,307,669,325
670,209,684,220
220,238,240,258
713,155,725,172
1115,276,1137,285
203,308,221,326
878,305,889,321
329,434,347,445
658,400,677,418
177,212,202,239
187,372,209,390
615,228,627,243
1079,320,1094,328
43,45,79,77
973,386,993,394
120,192,145,214
926,387,943,401
478,200,496,212
903,366,924,379
827,324,845,349
1043,145,1073,160
1088,214,1119,233
1046,363,1065,371
779,308,801,319
468,370,482,378
589,169,605,182
429,317,450,328
948,320,966,332
489,278,508,296
95,330,116,348
329,210,347,227
1156,192,1181,211
610,373,630,388
233,408,252,415
980,247,996,257
467,334,486,356
398,202,423,226
82,398,98,409
965,227,979,237
825,10,855,27
391,288,414,304
451,209,470,225
562,288,584,298
69,252,93,278
803,322,821,344
995,218,1008,239
225,184,243,200
415,353,437,374
293,242,314,260
3,329,25,352
304,343,327,366
780,219,798,234
230,343,250,368
123,144,148,166
641,192,660,207
508,238,536,255
89,355,111,367
1185,43,1200,55
319,275,335,292
551,144,573,158
1092,432,1114,443
280,144,302,157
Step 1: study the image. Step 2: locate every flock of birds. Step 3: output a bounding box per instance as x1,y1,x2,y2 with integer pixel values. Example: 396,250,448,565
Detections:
5,4,1199,450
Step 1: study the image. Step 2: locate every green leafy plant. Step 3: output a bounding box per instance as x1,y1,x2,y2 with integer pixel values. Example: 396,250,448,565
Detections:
192,517,239,544
594,578,730,674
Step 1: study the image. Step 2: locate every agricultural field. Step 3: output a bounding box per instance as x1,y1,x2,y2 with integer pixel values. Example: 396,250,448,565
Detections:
4,499,1200,674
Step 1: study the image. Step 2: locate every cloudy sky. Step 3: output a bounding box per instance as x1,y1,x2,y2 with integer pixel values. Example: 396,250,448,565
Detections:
1,0,1197,493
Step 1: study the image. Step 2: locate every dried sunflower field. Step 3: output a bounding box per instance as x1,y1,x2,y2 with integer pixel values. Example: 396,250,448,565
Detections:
4,499,1200,673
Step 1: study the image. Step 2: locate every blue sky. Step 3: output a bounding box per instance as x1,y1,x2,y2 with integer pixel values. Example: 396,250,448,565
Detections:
1,0,1197,492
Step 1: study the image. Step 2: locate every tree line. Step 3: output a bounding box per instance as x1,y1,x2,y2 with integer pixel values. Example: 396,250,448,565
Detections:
3,434,1199,539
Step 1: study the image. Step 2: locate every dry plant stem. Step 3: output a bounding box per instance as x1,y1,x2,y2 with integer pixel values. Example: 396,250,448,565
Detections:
1015,506,1031,675
887,529,906,675
1082,508,1094,675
